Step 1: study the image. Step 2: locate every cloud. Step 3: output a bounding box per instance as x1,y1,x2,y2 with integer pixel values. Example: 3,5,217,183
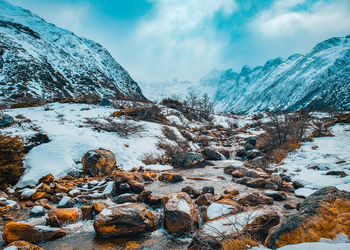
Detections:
125,0,237,82
250,0,350,38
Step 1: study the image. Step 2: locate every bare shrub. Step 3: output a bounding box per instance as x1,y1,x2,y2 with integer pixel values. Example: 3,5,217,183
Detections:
157,141,189,168
258,111,309,163
312,118,334,137
0,135,24,188
142,152,168,165
110,105,167,123
162,126,178,141
85,118,144,138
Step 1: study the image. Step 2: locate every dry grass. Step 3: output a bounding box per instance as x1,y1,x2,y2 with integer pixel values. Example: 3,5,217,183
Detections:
110,106,167,123
221,236,260,250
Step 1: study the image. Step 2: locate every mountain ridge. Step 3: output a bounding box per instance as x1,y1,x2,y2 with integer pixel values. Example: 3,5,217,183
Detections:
0,1,144,104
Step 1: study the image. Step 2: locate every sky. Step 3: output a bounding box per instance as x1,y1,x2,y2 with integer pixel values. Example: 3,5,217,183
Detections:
7,0,350,83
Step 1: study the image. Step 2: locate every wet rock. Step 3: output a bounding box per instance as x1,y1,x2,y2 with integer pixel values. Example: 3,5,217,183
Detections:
325,171,347,177
283,202,297,210
57,196,75,208
223,165,238,175
47,208,79,227
115,193,137,204
6,240,44,250
118,183,131,194
264,191,287,201
246,149,263,160
159,173,184,183
280,181,294,192
0,114,13,127
265,182,278,191
292,181,304,189
29,206,46,218
195,193,214,206
250,156,268,168
244,212,280,242
82,148,117,176
202,186,215,195
231,170,244,178
269,173,283,187
246,178,266,188
137,191,162,208
2,222,68,244
235,149,246,158
247,137,257,147
37,174,54,185
31,192,50,201
244,144,255,151
181,186,201,198
265,186,350,248
93,203,159,238
201,147,225,161
238,193,274,206
163,192,199,235
128,180,144,194
223,189,240,196
183,152,206,168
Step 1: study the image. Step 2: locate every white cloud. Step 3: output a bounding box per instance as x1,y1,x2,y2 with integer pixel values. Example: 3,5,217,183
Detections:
125,0,237,82
250,0,350,38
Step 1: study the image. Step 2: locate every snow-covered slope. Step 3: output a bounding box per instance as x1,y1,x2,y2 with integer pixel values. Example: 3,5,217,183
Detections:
206,35,350,113
0,1,143,103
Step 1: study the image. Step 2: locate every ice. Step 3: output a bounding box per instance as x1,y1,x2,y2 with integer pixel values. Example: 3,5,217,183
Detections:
206,203,235,220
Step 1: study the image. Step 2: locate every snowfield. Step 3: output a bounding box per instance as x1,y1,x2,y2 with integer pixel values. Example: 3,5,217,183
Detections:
2,103,169,187
277,124,350,196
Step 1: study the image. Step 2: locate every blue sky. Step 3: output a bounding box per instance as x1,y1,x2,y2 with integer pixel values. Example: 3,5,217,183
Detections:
7,0,350,83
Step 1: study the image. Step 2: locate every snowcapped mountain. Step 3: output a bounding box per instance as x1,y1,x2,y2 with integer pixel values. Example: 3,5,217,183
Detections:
208,35,350,113
0,1,143,104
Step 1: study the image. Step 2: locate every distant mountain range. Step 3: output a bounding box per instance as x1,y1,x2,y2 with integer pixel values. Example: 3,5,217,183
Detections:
0,1,143,104
208,35,350,113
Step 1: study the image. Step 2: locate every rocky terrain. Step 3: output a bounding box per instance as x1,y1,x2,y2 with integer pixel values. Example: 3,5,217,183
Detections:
0,1,144,105
0,98,349,249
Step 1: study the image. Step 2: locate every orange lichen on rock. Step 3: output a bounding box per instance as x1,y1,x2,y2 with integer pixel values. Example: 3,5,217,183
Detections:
265,187,350,248
47,208,79,227
221,236,260,250
274,199,350,247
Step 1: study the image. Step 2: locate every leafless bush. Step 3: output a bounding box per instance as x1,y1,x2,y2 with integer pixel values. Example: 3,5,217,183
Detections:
85,118,144,138
312,118,333,137
161,126,178,141
157,141,189,168
142,152,168,165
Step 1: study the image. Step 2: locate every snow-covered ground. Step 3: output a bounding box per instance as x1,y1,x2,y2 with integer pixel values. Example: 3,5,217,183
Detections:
278,124,350,196
1,103,170,187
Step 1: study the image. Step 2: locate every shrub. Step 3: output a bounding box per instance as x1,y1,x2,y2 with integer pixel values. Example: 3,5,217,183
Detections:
162,126,178,141
0,135,24,188
142,152,168,165
312,118,334,137
335,113,350,124
161,98,184,111
110,105,167,123
59,94,101,104
157,141,190,168
85,118,144,138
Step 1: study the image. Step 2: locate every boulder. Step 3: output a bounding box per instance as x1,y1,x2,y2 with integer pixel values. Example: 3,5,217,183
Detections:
265,186,350,248
325,171,347,177
158,173,183,183
283,202,297,210
82,148,116,176
0,114,14,127
195,193,214,206
47,208,79,227
247,137,257,147
183,152,206,168
201,148,225,161
93,203,159,238
137,191,162,208
204,201,241,221
162,192,199,235
202,186,215,195
181,186,201,198
269,174,283,187
37,174,54,185
115,193,137,204
2,222,67,244
57,196,75,208
264,191,287,201
246,149,263,160
244,212,280,242
6,240,44,250
238,193,274,206
246,178,267,188
29,206,46,218
223,165,238,175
